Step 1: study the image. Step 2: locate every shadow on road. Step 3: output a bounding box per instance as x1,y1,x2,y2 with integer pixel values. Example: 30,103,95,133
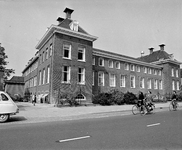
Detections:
7,116,27,123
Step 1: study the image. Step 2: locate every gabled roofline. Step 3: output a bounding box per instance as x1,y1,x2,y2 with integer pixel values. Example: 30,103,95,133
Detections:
22,56,39,73
152,59,182,66
93,49,162,69
36,25,98,49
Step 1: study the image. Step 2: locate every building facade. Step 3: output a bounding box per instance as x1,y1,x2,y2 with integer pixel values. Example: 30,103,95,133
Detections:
22,8,181,104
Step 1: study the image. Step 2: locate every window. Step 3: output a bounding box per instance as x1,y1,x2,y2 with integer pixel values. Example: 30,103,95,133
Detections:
115,62,120,69
147,79,152,89
172,80,175,90
144,67,147,73
78,68,85,84
63,44,71,59
148,68,152,74
0,93,8,101
92,71,94,85
124,63,129,70
49,44,53,56
130,64,135,71
158,70,162,76
62,66,70,83
78,47,85,61
39,70,42,85
75,94,85,101
108,60,113,68
171,68,174,77
177,81,180,90
139,77,144,89
45,48,48,60
98,72,104,86
120,75,126,87
42,68,45,84
176,69,179,77
42,51,45,62
99,58,104,66
159,80,163,90
154,79,158,89
92,57,95,65
154,69,157,75
136,65,140,72
130,75,135,88
109,73,116,87
47,66,50,83
34,76,37,86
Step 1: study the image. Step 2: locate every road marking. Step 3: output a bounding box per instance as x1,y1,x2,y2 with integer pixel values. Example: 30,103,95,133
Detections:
147,123,160,127
58,136,90,143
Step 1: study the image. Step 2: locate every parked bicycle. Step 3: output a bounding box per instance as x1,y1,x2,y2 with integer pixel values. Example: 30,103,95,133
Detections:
169,100,179,111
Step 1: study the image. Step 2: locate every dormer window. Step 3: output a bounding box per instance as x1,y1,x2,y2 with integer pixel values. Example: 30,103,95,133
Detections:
70,20,79,32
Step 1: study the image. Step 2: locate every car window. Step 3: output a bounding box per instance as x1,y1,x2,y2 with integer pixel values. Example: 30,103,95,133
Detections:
1,93,9,101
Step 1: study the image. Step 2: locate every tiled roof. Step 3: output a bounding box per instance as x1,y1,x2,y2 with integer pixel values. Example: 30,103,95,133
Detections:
5,76,24,84
137,50,171,63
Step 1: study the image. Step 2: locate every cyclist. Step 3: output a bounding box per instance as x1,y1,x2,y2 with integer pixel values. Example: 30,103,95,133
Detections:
171,91,177,109
138,91,145,111
145,91,154,112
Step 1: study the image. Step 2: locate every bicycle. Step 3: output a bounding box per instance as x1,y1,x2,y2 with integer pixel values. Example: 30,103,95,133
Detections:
169,99,179,111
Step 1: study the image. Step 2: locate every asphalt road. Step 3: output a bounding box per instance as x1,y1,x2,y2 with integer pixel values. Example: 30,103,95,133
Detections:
1,110,182,150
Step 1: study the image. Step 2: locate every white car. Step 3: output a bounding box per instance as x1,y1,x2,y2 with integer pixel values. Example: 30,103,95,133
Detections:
0,91,19,123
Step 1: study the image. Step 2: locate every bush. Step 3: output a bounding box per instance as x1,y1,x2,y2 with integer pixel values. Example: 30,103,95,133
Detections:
123,91,137,104
93,92,112,106
177,92,182,102
109,89,125,105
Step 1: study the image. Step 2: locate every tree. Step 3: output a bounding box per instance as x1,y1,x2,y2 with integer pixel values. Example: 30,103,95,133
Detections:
0,43,15,79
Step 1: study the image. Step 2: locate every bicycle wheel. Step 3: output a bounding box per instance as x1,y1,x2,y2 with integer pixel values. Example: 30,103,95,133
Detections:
174,103,179,111
169,102,174,111
150,104,155,114
132,105,140,115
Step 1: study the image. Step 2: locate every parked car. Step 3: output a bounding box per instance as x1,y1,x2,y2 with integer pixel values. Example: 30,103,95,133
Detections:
0,91,19,123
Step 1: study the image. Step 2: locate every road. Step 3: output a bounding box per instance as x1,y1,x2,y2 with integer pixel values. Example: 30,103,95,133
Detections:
1,110,182,150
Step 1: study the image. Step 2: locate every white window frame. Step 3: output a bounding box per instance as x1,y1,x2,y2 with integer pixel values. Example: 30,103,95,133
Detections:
130,64,135,71
42,68,45,85
159,80,163,90
63,44,71,59
176,81,180,90
109,73,116,87
124,63,129,70
49,44,53,56
99,58,104,66
144,67,147,73
147,79,152,89
158,70,162,76
176,69,179,78
171,68,174,77
139,77,145,89
98,72,104,86
92,57,95,65
115,61,120,69
172,80,175,90
92,71,94,85
78,68,85,85
108,60,113,68
154,69,157,75
39,70,42,85
136,65,140,72
148,68,152,74
62,66,70,83
130,75,135,88
78,47,85,61
47,66,50,84
120,75,126,87
154,79,158,89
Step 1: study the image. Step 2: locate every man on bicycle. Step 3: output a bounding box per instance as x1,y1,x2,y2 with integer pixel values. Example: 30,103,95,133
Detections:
171,91,177,108
145,91,154,112
138,91,145,110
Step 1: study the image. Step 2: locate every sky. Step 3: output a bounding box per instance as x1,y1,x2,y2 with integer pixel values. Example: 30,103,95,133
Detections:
0,0,182,78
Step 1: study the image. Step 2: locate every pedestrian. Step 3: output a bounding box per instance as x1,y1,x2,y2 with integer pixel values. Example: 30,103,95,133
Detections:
32,94,36,106
171,91,177,106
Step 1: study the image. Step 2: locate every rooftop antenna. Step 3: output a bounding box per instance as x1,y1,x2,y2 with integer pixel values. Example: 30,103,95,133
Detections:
141,51,144,57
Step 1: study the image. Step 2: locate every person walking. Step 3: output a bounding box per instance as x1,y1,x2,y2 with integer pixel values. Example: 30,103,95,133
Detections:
32,94,36,106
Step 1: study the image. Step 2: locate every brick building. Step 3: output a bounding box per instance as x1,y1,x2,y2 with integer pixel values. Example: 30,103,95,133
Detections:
22,8,181,104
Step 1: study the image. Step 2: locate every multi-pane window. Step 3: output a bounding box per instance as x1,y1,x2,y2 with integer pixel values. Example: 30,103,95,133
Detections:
42,68,45,84
63,44,71,59
49,44,53,56
92,57,95,65
99,58,104,66
176,81,180,90
148,68,152,74
159,80,162,90
136,66,140,72
98,72,104,86
78,47,85,61
115,62,120,69
108,60,113,68
62,66,70,83
120,75,126,87
47,66,50,84
171,68,174,77
124,63,129,70
144,67,147,73
139,77,144,89
158,70,162,76
172,80,175,90
154,79,158,89
45,48,48,60
176,69,179,77
147,79,152,89
42,52,45,62
109,73,116,87
92,71,94,85
33,76,37,87
154,70,157,75
78,68,85,84
39,70,42,85
130,64,135,71
130,75,135,88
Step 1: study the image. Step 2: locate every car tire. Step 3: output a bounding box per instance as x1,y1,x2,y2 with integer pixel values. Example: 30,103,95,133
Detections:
0,114,10,123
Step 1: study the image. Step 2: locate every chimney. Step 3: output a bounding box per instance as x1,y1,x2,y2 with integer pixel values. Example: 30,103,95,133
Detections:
159,44,165,51
149,47,154,54
56,17,64,25
64,8,74,19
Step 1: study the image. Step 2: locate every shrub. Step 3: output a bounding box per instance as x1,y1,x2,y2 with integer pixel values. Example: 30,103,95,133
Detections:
93,92,112,106
177,92,182,102
109,89,125,105
123,91,137,104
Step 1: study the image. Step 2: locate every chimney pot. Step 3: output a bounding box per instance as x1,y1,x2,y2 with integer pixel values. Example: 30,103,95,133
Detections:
159,44,165,51
149,47,154,54
64,8,74,19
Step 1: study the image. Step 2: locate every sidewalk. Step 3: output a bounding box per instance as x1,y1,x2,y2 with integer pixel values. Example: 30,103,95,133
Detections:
12,101,182,124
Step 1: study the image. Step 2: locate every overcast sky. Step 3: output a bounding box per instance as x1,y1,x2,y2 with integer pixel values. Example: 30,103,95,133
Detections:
0,0,182,78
